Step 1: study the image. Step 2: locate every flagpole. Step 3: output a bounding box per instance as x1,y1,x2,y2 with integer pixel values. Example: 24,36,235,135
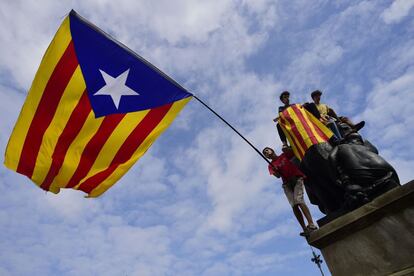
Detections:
193,95,272,166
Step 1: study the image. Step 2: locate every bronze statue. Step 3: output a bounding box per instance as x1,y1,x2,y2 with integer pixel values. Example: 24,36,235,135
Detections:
277,103,400,219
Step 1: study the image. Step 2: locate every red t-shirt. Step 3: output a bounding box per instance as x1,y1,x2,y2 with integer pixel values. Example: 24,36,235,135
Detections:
268,151,305,183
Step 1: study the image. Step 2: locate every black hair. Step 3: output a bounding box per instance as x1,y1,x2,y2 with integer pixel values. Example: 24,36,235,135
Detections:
262,147,274,155
311,90,322,99
279,91,290,101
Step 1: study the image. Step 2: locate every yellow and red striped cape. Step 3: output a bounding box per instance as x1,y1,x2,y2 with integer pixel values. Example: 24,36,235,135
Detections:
278,104,333,160
4,12,191,197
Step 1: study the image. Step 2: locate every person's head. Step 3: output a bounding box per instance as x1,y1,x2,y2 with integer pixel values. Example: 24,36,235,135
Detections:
311,90,322,104
279,91,290,105
263,147,277,160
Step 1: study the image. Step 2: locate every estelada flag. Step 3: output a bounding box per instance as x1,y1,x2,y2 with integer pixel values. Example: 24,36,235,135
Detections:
4,10,193,197
278,104,333,160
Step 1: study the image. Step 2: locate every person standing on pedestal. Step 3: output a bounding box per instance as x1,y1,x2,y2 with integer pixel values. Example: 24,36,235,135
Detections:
263,146,317,236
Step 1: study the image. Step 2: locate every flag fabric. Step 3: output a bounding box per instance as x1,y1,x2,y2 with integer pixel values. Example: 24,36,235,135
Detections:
4,10,193,197
278,104,333,160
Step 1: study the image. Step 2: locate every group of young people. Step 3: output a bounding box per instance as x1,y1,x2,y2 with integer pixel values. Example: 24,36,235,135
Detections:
263,90,365,237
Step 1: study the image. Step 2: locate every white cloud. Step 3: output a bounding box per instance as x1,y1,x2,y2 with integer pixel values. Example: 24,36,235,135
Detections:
82,0,234,44
362,71,414,140
0,1,68,89
360,70,414,183
1,1,413,275
381,0,414,24
279,1,382,95
243,220,298,248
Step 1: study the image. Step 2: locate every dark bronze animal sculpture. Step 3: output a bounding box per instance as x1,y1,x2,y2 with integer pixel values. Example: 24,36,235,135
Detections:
279,104,400,217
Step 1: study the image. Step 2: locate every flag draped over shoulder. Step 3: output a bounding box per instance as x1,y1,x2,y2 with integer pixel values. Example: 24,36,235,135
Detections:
278,104,333,160
4,10,193,197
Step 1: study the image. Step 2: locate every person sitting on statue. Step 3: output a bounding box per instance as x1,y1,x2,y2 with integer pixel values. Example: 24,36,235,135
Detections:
310,90,365,136
263,146,318,236
273,90,327,148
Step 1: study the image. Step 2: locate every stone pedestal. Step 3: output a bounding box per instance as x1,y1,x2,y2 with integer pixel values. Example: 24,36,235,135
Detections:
308,181,414,276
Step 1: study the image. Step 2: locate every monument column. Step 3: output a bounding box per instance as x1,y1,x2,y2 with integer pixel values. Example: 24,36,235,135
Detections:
308,181,414,276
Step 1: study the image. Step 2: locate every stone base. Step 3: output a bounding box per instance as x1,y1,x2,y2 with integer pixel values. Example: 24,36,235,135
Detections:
308,180,414,276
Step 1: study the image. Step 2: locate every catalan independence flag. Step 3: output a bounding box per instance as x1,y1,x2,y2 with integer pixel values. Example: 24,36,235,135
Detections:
4,10,192,197
278,104,333,160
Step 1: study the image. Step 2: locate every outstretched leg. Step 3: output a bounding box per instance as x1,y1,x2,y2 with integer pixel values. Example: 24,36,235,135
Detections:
292,205,307,231
340,117,365,131
299,203,316,228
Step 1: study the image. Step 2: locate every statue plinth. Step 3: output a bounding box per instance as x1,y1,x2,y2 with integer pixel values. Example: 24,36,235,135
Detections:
308,180,414,276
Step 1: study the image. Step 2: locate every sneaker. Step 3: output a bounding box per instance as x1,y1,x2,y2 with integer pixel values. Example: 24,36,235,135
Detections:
353,121,365,131
299,228,311,237
307,224,318,231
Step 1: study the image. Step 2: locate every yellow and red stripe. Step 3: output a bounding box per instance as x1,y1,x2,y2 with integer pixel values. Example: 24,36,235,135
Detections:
278,104,333,160
4,16,191,197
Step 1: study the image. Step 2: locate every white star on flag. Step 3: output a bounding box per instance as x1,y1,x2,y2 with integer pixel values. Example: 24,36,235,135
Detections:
94,68,139,109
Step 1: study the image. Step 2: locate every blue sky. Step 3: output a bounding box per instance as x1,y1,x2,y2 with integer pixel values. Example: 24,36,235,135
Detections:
1,1,414,275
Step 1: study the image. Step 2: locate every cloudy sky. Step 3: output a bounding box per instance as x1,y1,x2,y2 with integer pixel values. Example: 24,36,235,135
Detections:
1,1,414,275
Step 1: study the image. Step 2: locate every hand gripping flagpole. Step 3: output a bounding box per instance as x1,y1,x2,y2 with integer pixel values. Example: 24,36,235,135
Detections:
193,95,273,167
